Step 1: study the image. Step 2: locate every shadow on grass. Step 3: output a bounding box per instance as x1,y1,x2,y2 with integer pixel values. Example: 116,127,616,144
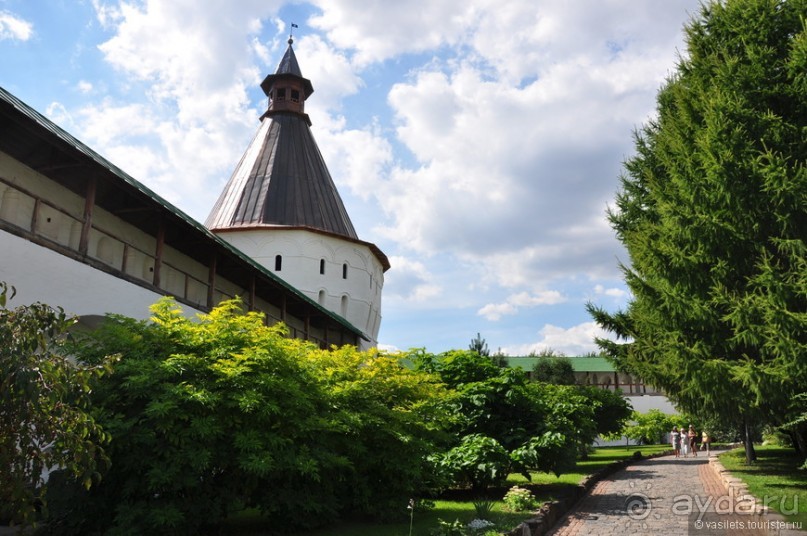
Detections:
223,444,674,536
718,445,807,526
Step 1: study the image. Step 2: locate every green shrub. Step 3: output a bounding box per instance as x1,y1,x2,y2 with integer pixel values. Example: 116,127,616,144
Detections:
430,518,497,536
434,434,511,491
502,486,538,512
58,298,450,534
0,282,111,526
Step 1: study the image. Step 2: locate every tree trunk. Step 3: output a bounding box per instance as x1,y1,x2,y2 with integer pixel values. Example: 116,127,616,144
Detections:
743,418,757,464
791,424,807,460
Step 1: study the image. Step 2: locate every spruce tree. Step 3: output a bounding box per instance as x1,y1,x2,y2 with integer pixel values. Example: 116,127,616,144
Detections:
589,0,807,463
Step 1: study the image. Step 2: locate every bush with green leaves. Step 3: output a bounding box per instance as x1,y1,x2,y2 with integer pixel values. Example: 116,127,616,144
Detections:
53,298,449,534
433,434,511,491
431,518,497,536
302,343,451,519
617,409,680,445
413,350,628,486
0,282,112,526
531,356,576,385
502,486,538,512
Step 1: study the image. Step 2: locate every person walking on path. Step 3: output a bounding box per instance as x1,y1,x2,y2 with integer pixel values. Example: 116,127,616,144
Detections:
681,424,689,457
671,426,681,458
689,424,699,457
701,431,711,454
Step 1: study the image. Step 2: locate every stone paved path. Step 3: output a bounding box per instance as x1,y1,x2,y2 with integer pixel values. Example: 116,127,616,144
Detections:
547,453,803,536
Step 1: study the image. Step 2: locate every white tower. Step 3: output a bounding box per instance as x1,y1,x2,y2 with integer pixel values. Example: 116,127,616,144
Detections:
205,38,389,348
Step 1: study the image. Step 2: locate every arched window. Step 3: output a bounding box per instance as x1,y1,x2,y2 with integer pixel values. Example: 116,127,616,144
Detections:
342,263,348,280
340,295,348,317
320,259,325,275
318,290,326,305
275,255,282,271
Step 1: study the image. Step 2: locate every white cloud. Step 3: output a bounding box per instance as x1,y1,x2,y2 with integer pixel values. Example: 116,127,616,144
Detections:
315,124,392,199
477,302,517,322
308,0,473,66
0,10,33,41
383,256,441,302
375,57,638,276
295,34,364,113
478,290,566,321
91,0,122,29
323,0,696,297
509,291,566,306
45,102,73,127
594,284,627,298
503,321,614,356
77,80,94,94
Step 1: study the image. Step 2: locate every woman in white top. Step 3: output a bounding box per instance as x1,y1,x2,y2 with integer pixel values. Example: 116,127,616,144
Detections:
671,426,681,458
680,424,689,457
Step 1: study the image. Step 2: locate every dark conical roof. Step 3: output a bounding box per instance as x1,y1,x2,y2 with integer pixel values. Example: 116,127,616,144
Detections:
205,40,356,239
205,113,358,238
277,39,303,76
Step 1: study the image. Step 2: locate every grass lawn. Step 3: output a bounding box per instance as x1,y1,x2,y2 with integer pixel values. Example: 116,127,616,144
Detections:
224,444,672,535
718,444,807,526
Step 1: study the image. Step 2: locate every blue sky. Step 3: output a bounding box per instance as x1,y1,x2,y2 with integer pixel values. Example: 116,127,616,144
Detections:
0,0,702,355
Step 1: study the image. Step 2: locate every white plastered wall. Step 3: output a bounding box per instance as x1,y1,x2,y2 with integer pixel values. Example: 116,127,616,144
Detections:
0,229,198,321
218,228,384,344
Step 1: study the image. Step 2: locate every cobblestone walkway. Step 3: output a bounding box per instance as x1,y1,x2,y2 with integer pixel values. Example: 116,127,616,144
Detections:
547,453,802,536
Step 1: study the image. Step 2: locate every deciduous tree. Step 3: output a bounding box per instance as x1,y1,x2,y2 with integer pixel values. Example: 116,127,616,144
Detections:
0,282,111,525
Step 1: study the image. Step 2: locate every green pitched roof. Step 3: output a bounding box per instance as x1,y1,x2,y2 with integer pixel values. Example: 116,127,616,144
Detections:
507,356,615,373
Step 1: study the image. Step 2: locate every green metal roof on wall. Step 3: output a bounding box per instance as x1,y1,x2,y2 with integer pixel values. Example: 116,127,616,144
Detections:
507,356,616,373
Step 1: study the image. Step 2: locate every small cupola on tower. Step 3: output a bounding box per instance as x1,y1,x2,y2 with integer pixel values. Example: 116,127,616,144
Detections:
260,37,314,124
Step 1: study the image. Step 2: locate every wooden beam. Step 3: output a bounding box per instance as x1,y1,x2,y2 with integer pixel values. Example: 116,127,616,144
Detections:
281,294,286,322
249,277,256,311
207,254,217,308
122,243,130,274
153,221,164,288
79,176,96,255
30,198,40,234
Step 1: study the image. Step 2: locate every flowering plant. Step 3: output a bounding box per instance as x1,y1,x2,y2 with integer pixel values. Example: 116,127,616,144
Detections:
502,485,539,512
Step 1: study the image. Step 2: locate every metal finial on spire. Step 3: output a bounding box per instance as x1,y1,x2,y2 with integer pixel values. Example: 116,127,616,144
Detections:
289,22,298,45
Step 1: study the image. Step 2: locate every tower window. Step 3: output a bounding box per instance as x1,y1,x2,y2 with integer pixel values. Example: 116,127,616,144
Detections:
276,88,286,101
342,263,348,279
320,259,325,275
275,255,282,271
291,89,300,102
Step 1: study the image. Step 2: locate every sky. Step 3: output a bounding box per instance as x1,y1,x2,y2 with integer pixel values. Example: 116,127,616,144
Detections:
0,0,703,356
